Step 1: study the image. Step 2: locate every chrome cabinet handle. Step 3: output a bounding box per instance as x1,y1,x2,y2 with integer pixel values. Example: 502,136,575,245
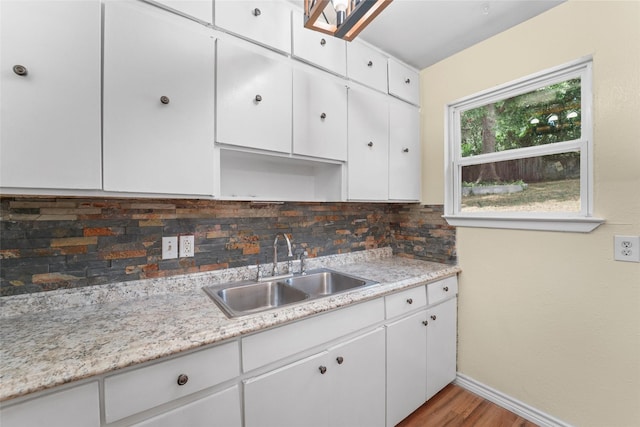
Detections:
320,112,326,119
443,286,449,292
336,356,344,365
252,7,261,16
320,38,326,46
177,374,189,386
255,94,262,102
406,298,413,304
367,141,374,147
319,366,327,374
403,148,409,153
160,96,170,105
431,315,437,321
367,60,373,67
405,78,411,84
13,65,28,76
422,320,428,326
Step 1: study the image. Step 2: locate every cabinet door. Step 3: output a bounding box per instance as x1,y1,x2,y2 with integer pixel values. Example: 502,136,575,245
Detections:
389,101,421,200
216,40,292,154
346,40,388,93
244,352,330,427
347,88,389,200
103,0,215,195
426,298,458,400
292,11,346,76
328,328,385,427
388,58,420,105
386,311,428,427
293,68,347,161
153,0,213,24
0,0,101,190
132,385,241,427
215,0,291,53
0,382,100,427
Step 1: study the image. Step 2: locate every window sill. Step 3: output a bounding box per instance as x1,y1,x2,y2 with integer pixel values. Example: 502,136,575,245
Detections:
443,215,605,233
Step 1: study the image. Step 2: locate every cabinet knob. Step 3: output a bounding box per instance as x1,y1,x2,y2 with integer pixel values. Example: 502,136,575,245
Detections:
406,298,413,304
13,65,28,76
367,141,374,147
431,315,437,321
319,365,327,374
422,320,429,326
367,60,373,67
443,286,449,292
405,78,411,84
160,96,170,105
403,148,409,153
320,38,326,46
320,112,327,120
252,7,261,16
255,94,262,102
176,374,189,386
336,356,344,365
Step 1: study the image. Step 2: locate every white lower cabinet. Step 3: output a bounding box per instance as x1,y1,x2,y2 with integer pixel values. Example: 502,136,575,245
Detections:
386,311,428,427
426,297,458,401
244,328,385,427
131,385,241,427
0,382,100,427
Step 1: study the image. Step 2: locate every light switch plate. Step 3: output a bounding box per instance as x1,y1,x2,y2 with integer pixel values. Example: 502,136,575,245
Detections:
162,236,178,260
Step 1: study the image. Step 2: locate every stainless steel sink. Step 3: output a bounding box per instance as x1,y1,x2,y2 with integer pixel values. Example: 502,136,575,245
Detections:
203,281,309,318
282,270,370,297
202,268,377,318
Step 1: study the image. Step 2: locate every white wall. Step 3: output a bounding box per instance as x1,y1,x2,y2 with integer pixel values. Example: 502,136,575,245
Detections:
420,1,640,426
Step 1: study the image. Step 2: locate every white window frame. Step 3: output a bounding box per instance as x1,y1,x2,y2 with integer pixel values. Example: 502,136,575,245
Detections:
444,56,604,232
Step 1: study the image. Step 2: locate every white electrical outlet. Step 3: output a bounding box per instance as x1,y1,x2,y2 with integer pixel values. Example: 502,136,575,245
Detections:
162,236,178,260
180,235,195,258
614,235,640,262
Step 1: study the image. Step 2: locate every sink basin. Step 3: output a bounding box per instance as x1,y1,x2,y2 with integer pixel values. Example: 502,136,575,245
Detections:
282,270,371,297
202,268,377,318
203,281,309,318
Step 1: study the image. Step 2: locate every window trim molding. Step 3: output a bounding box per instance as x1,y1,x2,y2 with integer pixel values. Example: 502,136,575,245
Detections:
443,56,604,233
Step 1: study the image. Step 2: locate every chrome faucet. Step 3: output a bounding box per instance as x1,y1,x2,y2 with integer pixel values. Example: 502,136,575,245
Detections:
273,233,293,276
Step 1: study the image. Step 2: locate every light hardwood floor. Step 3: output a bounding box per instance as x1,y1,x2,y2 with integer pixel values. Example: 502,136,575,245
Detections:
396,384,539,427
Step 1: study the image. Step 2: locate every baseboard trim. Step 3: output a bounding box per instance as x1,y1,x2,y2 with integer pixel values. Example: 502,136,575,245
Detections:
454,373,573,427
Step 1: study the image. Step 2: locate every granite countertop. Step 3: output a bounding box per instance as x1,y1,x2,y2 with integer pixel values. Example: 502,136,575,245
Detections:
0,248,460,402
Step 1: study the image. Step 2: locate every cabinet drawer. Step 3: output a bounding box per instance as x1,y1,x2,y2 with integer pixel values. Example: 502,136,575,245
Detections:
215,0,291,53
242,298,384,371
104,341,240,423
388,58,420,105
427,275,458,305
385,286,427,319
292,11,346,76
347,40,388,93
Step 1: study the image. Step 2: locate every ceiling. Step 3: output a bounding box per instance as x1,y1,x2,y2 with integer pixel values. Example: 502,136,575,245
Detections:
293,0,565,70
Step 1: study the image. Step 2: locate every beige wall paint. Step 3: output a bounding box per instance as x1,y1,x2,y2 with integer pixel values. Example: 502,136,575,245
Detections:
420,1,640,426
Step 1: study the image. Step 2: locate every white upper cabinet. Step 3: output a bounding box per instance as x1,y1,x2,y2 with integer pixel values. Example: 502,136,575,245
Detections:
346,40,388,93
216,39,292,154
152,0,213,24
347,87,389,201
389,101,421,201
214,0,292,54
103,0,216,196
388,58,420,105
0,0,101,190
293,68,347,161
292,11,346,77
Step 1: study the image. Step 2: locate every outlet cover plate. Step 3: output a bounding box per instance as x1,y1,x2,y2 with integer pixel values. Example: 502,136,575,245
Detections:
614,235,640,262
180,235,195,258
162,236,178,260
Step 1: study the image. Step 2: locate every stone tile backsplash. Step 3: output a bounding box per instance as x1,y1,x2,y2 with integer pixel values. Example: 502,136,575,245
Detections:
0,197,455,295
